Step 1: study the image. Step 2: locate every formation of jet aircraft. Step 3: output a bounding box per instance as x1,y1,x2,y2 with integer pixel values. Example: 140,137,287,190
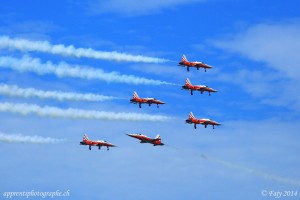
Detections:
81,54,221,151
130,91,165,108
178,54,213,72
182,78,217,96
80,133,164,150
179,55,221,130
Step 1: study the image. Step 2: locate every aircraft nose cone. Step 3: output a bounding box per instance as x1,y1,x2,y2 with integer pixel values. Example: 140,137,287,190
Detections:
185,119,191,123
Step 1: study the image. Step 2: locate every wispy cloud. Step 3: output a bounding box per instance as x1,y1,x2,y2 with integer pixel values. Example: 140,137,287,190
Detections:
0,21,62,41
0,55,176,86
0,132,64,144
0,84,120,102
0,35,168,63
212,19,300,111
212,19,300,79
216,69,281,98
0,102,171,122
86,0,204,16
130,64,184,79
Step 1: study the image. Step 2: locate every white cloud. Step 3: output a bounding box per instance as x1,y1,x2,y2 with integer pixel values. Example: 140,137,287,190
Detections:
130,64,184,80
213,19,300,79
216,69,282,98
212,19,300,111
0,21,63,41
87,0,204,16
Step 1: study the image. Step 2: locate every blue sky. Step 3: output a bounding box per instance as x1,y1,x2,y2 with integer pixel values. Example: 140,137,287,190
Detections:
1,0,300,199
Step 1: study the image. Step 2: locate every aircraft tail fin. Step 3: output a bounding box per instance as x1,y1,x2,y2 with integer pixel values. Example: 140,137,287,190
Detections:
133,91,139,99
83,134,89,141
155,134,161,140
185,78,192,86
189,112,196,119
182,54,188,62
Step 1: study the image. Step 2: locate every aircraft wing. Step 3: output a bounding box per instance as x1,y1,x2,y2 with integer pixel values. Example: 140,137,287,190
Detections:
196,63,213,68
150,138,160,142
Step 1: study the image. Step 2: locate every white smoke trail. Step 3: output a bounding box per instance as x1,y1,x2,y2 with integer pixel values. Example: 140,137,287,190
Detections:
0,35,169,63
0,102,171,122
0,132,64,144
169,146,300,187
0,55,176,86
201,154,300,187
0,84,119,102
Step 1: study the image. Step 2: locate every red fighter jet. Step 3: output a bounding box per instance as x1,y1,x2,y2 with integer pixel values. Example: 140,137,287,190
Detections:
178,54,213,72
182,78,217,96
130,91,165,108
185,112,221,129
80,134,116,150
126,133,164,146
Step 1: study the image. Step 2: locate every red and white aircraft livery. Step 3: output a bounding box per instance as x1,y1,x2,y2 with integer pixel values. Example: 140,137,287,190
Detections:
182,78,217,96
126,133,164,146
185,112,221,129
178,54,213,72
130,91,165,108
80,134,116,150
